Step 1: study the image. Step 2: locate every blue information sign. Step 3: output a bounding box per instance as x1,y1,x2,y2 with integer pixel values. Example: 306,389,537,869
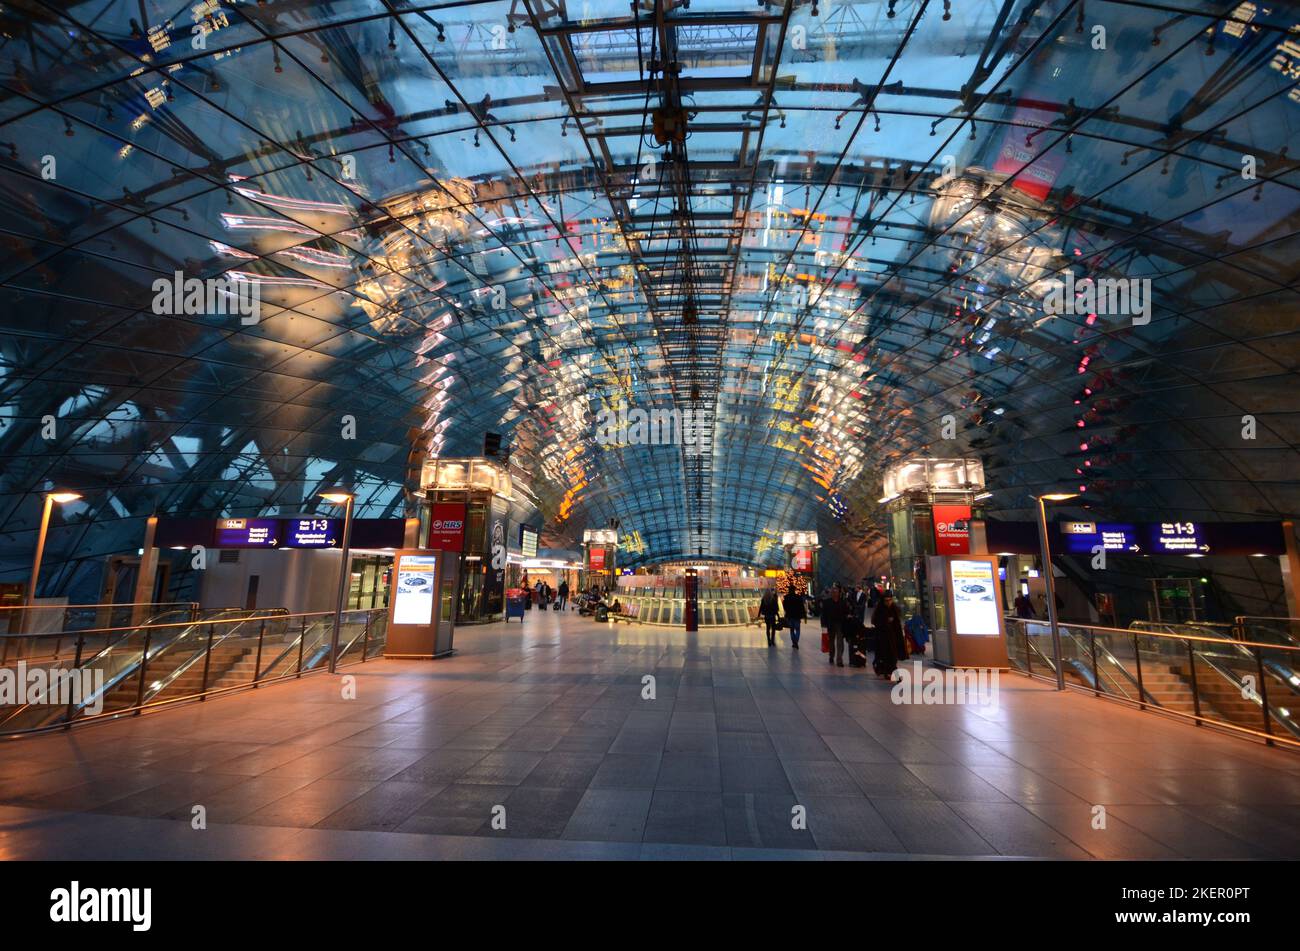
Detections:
1058,521,1141,554
215,518,280,548
284,518,340,548
1149,521,1210,555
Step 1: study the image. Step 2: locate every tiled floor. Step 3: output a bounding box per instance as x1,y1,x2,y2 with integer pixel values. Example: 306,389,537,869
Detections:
3,611,1299,860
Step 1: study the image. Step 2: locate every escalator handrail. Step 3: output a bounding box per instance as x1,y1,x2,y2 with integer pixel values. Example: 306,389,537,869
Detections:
135,610,291,705
0,607,198,727
1187,648,1300,740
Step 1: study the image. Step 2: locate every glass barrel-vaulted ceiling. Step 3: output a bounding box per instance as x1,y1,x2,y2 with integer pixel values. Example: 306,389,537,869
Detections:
0,0,1298,603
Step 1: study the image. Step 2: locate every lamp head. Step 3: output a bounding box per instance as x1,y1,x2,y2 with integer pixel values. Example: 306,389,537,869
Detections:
320,491,353,504
1039,493,1079,502
48,492,82,504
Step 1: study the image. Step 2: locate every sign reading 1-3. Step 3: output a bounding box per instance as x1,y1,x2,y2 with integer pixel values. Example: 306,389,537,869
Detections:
1150,521,1210,555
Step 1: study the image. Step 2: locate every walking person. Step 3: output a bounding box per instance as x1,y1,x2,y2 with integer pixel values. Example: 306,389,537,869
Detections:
759,586,781,647
823,584,848,667
871,590,907,679
558,579,569,611
782,587,806,650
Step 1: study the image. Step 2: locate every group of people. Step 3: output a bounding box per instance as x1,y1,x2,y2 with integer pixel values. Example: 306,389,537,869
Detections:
757,581,929,679
527,578,569,610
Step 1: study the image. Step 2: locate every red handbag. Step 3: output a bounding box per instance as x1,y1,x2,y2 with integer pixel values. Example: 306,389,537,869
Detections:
821,630,830,653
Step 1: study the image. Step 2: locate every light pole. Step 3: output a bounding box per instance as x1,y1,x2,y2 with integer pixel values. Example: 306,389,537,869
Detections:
1033,492,1078,690
7,491,82,657
321,491,355,673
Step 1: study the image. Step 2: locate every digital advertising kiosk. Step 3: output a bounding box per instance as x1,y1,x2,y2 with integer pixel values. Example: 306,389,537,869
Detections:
384,549,458,659
927,554,1010,669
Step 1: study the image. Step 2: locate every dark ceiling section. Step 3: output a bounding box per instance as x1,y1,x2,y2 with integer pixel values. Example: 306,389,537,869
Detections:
0,0,1297,599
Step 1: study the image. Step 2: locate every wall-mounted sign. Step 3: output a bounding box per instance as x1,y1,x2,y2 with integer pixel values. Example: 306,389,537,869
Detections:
589,547,607,571
284,518,339,548
791,548,813,572
1149,521,1210,555
428,502,466,552
520,527,538,558
215,518,279,548
393,553,439,625
1059,522,1141,555
949,559,1000,637
932,504,971,555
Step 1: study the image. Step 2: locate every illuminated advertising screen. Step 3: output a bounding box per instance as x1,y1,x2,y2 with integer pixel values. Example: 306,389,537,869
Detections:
932,504,971,555
520,527,538,558
1059,521,1140,555
949,559,1000,637
428,502,466,552
589,547,606,571
284,518,340,548
393,554,438,625
1149,521,1209,555
791,548,813,572
215,518,279,548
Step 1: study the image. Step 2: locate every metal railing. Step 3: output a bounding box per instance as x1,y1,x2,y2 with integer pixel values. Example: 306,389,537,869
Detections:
0,602,199,660
0,608,387,737
1005,617,1300,749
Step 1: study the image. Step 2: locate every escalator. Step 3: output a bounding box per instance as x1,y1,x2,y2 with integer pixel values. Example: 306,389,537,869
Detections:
0,608,282,732
1129,620,1300,739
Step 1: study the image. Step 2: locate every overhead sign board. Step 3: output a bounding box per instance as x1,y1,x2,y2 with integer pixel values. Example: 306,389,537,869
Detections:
284,518,340,548
1059,522,1141,555
1149,521,1210,555
520,527,538,558
215,518,279,548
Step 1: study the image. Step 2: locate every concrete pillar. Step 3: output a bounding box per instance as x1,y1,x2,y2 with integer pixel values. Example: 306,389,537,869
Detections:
130,517,159,626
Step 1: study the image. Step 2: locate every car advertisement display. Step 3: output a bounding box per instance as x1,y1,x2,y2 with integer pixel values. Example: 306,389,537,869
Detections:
427,502,466,552
932,504,971,555
949,559,1000,637
393,554,438,625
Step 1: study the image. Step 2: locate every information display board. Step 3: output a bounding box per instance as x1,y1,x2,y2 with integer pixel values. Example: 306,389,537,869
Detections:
392,554,439,625
1149,521,1210,555
284,518,340,548
215,518,280,548
1058,521,1141,554
520,527,538,558
949,559,1000,637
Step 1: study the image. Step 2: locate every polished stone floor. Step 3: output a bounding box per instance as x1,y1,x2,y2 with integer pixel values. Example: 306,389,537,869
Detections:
3,611,1299,860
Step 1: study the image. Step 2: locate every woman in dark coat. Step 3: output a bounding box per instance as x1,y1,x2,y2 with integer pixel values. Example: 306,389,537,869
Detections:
871,591,907,678
759,587,781,647
782,589,806,650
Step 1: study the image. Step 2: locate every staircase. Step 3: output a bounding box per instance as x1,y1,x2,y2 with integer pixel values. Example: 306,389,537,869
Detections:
98,640,257,714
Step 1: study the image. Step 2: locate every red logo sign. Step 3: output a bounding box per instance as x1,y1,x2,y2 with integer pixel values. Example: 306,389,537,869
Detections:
428,502,466,552
589,547,606,571
933,504,972,555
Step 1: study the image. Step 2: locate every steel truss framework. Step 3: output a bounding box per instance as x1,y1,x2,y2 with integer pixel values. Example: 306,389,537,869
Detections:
0,0,1296,613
